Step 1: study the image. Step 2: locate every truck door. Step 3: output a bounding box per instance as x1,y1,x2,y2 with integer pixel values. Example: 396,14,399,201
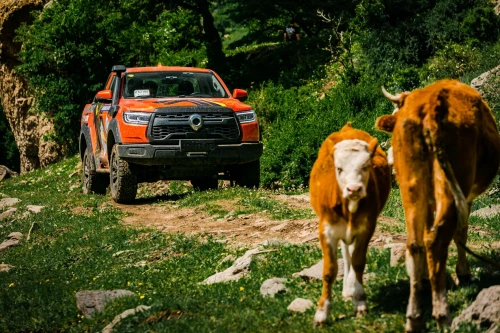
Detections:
93,74,117,168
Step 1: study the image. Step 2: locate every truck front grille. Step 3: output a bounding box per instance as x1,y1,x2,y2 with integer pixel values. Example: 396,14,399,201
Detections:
148,107,241,143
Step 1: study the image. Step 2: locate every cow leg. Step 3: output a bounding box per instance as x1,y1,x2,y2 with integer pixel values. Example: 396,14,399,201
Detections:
340,240,352,299
350,233,371,316
425,201,455,329
402,195,430,332
453,202,472,284
314,230,339,325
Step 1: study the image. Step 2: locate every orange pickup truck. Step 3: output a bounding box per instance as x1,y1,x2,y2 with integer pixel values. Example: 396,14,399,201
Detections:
79,64,262,203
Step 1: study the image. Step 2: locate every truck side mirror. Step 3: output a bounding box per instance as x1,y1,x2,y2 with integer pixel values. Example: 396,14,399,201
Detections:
95,90,112,102
233,89,248,102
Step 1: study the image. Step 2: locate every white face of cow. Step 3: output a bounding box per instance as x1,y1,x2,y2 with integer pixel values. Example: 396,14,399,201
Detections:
334,139,373,203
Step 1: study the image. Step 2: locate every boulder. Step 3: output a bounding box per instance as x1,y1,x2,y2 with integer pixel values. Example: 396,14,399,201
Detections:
0,207,16,221
75,290,135,318
0,0,62,173
287,298,314,313
471,65,500,99
0,232,23,252
293,259,344,281
470,205,500,219
0,165,18,181
260,278,287,297
0,198,20,210
202,248,261,284
451,285,500,332
26,205,44,213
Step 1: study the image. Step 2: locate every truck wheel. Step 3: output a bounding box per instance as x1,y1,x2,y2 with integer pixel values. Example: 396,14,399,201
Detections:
82,149,108,195
233,159,260,189
191,176,218,191
110,144,137,203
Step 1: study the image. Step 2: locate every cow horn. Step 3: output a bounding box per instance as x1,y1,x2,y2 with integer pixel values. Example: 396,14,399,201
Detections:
381,86,401,103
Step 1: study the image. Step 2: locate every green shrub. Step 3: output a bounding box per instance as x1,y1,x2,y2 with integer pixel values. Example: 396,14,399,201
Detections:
16,0,205,151
252,81,392,189
423,43,481,81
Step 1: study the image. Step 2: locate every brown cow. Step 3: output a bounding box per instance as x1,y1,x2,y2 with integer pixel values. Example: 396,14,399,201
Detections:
310,123,391,324
376,79,500,332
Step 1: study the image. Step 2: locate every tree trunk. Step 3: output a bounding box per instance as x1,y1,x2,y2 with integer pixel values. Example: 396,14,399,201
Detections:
0,0,61,173
196,0,226,73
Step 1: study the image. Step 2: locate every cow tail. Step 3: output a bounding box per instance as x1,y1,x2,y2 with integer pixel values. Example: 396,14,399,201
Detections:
424,89,500,270
424,88,468,231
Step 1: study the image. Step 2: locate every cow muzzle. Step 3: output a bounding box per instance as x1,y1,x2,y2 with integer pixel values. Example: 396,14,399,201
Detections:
344,184,366,200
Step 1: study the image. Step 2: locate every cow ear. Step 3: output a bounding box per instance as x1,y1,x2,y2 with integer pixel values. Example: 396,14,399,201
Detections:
368,138,378,157
376,115,396,133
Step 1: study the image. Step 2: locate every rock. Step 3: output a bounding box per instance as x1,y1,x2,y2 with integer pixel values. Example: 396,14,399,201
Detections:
102,305,151,333
0,198,20,210
0,232,23,252
26,205,44,213
470,205,500,218
0,165,18,181
287,298,314,313
0,207,16,221
471,65,500,99
0,0,63,173
293,259,345,281
260,278,288,297
202,248,261,284
0,264,15,272
75,290,136,318
390,243,406,267
451,285,500,333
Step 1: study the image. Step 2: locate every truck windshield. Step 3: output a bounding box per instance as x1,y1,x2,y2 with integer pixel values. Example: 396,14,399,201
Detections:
123,71,229,99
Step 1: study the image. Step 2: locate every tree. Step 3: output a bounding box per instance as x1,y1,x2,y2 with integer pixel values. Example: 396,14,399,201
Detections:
16,0,205,150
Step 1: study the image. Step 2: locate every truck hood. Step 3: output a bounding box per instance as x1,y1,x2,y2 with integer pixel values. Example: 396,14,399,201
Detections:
120,98,251,112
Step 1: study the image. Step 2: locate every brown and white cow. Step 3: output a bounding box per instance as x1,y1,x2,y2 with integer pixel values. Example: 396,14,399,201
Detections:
309,123,391,324
376,79,500,332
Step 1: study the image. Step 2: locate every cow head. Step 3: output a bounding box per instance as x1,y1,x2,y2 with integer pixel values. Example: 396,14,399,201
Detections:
376,87,410,133
334,138,378,209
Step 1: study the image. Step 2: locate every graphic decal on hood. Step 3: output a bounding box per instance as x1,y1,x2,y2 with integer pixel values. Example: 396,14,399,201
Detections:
153,99,226,107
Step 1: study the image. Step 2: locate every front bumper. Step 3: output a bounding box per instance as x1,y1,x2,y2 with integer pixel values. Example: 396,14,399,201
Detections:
117,141,263,166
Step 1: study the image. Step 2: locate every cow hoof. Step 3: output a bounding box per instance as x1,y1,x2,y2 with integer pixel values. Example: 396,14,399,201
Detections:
313,309,329,325
405,317,424,332
355,309,367,317
435,314,451,329
454,274,476,286
355,302,367,317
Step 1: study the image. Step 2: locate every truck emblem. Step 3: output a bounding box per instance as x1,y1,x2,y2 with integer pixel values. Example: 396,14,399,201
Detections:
189,114,203,131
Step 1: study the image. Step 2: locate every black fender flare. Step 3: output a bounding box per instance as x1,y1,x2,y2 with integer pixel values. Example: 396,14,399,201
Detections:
79,125,92,161
107,118,122,154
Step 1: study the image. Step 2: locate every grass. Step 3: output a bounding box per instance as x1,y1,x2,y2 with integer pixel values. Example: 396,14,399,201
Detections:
0,156,498,332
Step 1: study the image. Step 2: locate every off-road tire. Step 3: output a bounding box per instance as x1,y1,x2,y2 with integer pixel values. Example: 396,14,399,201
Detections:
232,159,260,189
191,176,219,191
82,149,108,195
110,144,137,203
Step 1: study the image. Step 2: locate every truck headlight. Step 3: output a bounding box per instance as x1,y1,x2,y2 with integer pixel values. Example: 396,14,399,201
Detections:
123,112,151,125
236,110,257,123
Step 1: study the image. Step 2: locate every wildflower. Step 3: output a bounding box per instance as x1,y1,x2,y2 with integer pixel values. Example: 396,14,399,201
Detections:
140,295,145,299
240,287,244,291
138,282,143,286
8,283,14,288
